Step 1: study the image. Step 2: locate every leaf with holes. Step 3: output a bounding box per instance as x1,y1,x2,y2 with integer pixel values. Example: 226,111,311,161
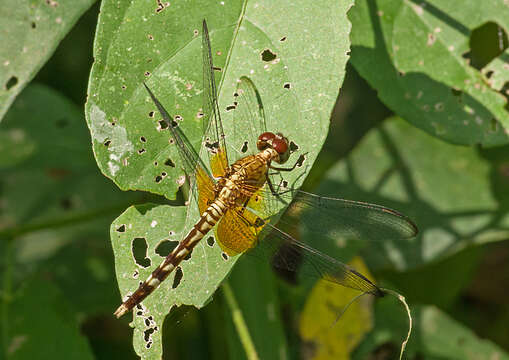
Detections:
349,0,509,146
111,203,236,355
0,0,95,122
88,0,355,357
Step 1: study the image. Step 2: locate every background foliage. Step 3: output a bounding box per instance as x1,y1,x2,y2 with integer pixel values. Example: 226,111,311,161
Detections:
1,0,508,359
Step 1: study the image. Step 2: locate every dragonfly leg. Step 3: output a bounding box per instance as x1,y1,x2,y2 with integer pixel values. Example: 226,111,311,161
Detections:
269,153,306,172
265,174,294,207
266,173,280,196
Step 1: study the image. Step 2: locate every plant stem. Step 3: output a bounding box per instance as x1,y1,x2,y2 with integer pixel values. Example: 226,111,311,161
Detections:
222,281,259,360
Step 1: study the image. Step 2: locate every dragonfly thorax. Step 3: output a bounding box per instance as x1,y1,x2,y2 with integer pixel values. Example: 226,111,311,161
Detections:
257,132,290,164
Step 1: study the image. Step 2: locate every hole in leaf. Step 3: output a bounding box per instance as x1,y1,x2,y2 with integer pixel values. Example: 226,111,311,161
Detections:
261,49,277,62
132,237,151,268
138,148,146,154
240,141,248,153
295,154,306,168
221,252,229,261
206,236,214,247
144,327,154,343
155,175,162,183
283,83,291,89
466,21,508,70
5,76,18,90
155,240,178,257
172,267,183,288
164,158,175,167
280,36,287,42
289,141,299,152
116,224,126,232
104,140,111,147
140,136,146,143
158,120,168,130
149,111,155,117
451,88,463,97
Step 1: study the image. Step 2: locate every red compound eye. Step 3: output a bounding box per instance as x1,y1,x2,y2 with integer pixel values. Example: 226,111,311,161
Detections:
257,132,276,150
271,137,288,155
258,132,275,142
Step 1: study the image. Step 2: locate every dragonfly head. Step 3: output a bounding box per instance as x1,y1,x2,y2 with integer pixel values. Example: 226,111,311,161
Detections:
257,132,290,164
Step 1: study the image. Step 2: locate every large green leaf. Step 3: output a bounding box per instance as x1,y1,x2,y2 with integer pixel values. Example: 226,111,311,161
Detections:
307,116,509,272
349,0,509,146
89,0,354,358
0,0,95,121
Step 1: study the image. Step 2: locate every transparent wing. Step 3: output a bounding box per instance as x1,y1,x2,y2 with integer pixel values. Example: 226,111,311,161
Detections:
143,84,216,213
250,187,418,243
235,206,384,296
202,20,229,177
229,76,268,156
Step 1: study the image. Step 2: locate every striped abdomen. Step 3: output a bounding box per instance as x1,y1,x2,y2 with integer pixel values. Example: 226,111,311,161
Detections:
114,200,226,318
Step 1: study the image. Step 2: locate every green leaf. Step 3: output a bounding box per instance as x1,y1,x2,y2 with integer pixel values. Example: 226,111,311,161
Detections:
309,116,509,271
0,0,95,121
90,0,354,358
355,302,509,359
85,0,352,197
3,275,94,360
0,84,140,244
349,0,509,146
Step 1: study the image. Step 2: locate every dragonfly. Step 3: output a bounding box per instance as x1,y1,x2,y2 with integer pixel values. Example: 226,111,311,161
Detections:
114,20,418,318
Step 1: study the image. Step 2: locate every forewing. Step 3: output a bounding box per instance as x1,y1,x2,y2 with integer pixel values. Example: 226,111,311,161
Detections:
252,188,418,243
202,20,228,177
144,84,216,216
229,76,268,158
